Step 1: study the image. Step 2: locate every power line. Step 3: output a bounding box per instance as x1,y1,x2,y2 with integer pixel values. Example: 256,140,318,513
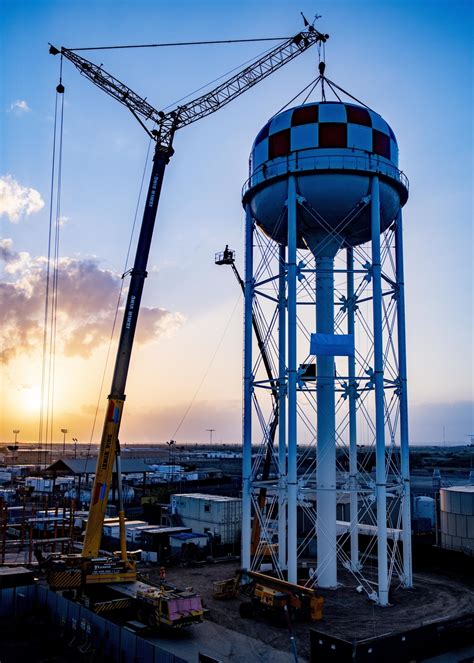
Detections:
68,37,290,52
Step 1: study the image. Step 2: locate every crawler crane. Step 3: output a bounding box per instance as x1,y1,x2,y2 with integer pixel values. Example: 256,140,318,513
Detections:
40,22,328,625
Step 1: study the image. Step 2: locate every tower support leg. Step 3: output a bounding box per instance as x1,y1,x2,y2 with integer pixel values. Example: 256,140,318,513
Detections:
371,176,389,606
347,247,359,571
278,244,287,570
242,205,254,570
395,210,413,588
315,253,337,588
286,176,298,585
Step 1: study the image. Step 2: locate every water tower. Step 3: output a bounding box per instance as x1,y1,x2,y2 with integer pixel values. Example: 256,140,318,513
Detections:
241,100,412,605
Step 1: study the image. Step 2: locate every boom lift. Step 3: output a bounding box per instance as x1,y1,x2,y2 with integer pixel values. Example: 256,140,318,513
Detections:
216,251,324,624
41,23,328,622
215,247,279,558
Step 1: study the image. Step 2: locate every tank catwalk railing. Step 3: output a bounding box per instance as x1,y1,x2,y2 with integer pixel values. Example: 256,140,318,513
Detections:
242,152,409,197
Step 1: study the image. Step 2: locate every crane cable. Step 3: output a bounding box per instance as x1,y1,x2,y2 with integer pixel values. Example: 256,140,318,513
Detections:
38,56,65,466
66,37,291,52
160,39,290,113
170,291,242,441
84,137,154,473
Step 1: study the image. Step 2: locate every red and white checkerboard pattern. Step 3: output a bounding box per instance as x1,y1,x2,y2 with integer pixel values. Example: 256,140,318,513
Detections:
252,102,398,168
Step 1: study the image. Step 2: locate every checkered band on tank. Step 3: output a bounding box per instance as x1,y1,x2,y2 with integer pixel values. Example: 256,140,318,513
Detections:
252,102,399,167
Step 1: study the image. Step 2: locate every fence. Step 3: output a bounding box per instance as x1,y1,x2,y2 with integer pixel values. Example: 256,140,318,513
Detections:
0,584,187,663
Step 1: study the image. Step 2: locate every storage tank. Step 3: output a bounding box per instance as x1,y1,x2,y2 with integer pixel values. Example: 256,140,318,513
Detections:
413,496,435,527
440,486,474,554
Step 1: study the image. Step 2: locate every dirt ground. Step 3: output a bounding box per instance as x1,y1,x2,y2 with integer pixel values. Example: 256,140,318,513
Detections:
143,561,474,662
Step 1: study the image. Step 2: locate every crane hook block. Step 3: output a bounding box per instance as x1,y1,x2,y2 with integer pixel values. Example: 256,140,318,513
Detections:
56,83,65,94
319,62,326,76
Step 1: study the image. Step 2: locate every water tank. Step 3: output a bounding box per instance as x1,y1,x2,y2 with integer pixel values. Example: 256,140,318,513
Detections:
440,486,474,554
242,101,408,248
413,496,435,526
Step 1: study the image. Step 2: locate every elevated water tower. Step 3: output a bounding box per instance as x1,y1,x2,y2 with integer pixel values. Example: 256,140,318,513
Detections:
241,98,411,605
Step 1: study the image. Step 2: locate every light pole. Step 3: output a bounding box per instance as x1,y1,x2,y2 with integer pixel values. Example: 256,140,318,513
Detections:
206,428,215,445
166,439,176,481
9,429,20,480
61,428,68,457
72,438,78,459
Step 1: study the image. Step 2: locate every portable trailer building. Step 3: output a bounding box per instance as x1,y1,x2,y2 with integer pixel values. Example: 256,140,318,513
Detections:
126,524,158,544
140,526,192,552
102,520,147,539
170,493,242,545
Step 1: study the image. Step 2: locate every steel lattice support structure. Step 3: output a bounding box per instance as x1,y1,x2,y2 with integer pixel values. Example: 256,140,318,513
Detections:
241,179,412,604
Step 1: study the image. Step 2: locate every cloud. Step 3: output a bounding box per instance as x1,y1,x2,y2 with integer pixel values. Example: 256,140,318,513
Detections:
0,241,184,363
0,175,44,222
9,100,31,114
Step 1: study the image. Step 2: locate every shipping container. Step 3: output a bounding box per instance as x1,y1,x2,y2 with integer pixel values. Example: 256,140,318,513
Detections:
171,493,242,544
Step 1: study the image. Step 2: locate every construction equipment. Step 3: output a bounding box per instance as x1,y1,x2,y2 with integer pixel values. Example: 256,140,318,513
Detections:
240,571,323,622
212,576,239,600
39,21,328,624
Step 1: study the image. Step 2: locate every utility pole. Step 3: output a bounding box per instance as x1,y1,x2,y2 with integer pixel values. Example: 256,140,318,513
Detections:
206,429,215,445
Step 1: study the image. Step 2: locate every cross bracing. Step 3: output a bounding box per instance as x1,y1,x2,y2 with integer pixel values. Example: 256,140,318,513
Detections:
244,201,412,603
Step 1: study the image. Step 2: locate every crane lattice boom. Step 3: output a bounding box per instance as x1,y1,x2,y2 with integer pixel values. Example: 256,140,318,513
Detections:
51,27,327,151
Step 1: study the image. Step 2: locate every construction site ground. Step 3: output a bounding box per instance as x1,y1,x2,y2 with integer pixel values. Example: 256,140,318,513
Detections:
144,561,474,662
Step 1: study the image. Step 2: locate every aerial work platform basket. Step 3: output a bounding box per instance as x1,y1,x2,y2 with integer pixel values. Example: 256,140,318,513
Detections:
214,246,235,265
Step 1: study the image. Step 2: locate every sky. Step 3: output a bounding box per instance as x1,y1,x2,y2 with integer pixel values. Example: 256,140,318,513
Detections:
0,0,472,447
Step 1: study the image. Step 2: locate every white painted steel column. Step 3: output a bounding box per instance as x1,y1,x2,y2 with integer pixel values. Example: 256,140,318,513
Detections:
315,253,337,588
278,243,287,569
242,204,254,570
371,176,389,606
286,176,298,584
347,247,359,570
395,210,413,588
